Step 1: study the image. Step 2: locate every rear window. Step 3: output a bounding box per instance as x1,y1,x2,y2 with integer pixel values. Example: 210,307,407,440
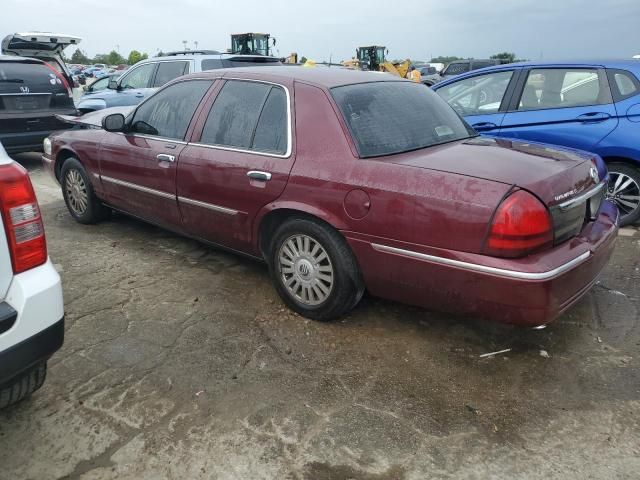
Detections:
331,82,474,158
0,61,62,87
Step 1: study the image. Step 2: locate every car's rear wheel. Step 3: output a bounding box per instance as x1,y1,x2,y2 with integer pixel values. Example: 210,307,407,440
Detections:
606,163,640,226
61,157,109,224
268,217,364,321
0,362,47,409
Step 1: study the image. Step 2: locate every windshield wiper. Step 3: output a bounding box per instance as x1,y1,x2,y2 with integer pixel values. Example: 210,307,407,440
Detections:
0,79,24,83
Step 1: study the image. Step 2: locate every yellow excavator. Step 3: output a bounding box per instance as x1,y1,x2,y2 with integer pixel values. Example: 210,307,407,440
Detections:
345,46,411,78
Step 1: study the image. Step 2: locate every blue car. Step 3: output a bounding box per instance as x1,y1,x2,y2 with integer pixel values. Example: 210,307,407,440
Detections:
433,60,640,225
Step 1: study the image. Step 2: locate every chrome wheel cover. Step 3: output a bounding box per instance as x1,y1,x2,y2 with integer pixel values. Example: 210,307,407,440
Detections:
278,234,334,306
65,169,88,215
607,171,640,217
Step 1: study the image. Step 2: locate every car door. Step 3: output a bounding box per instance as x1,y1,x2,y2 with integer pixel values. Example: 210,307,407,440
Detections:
177,78,295,251
435,69,519,133
98,79,213,229
498,67,619,151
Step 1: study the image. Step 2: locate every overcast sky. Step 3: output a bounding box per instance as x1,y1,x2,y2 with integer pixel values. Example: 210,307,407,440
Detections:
1,0,639,62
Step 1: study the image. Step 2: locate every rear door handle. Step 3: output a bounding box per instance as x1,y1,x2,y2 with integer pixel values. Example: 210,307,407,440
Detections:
576,112,611,123
472,122,498,131
247,171,272,181
156,154,175,163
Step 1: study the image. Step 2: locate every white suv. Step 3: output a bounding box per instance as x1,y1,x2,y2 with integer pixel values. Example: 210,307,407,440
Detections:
0,142,64,409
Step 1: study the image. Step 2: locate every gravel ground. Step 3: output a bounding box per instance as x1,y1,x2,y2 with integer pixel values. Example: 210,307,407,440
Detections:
0,152,638,479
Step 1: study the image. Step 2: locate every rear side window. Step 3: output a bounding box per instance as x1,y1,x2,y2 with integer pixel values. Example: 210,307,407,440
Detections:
518,68,611,110
201,59,223,70
332,82,474,158
130,80,211,139
607,69,640,101
200,80,288,154
153,61,189,87
120,63,155,89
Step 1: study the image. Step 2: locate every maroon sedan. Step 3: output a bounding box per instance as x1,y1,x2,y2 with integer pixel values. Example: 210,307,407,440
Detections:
43,67,618,326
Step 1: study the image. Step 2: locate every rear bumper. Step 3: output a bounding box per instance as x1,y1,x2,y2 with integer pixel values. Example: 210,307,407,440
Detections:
346,201,619,326
0,318,64,387
0,258,64,382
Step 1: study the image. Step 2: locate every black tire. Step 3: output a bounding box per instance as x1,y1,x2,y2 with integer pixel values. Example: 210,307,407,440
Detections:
0,362,47,409
268,217,364,321
60,157,109,224
607,163,640,227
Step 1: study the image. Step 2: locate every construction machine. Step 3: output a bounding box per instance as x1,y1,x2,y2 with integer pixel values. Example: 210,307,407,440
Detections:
230,33,275,56
355,45,387,71
350,46,412,79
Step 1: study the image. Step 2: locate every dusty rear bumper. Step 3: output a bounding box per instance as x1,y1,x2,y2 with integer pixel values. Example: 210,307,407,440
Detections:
346,201,618,327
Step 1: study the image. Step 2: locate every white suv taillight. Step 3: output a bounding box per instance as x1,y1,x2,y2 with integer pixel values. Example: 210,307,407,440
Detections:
0,163,47,273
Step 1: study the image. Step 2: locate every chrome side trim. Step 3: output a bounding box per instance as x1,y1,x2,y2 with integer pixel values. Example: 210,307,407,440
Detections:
188,78,293,159
114,132,188,145
100,175,175,200
370,243,591,281
177,196,238,215
558,181,606,211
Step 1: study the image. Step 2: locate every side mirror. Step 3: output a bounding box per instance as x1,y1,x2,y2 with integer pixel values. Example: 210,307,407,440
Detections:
108,77,119,90
102,113,126,132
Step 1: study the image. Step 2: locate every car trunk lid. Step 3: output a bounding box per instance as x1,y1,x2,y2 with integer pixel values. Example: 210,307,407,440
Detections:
383,136,605,245
2,32,82,86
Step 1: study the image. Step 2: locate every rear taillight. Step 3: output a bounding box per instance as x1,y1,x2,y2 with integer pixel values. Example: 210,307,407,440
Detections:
484,190,553,258
0,163,47,273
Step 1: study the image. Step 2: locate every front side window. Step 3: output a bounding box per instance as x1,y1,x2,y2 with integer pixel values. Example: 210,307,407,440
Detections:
200,80,288,154
518,68,610,110
153,61,189,88
130,80,211,139
332,81,474,158
120,63,155,90
436,70,513,116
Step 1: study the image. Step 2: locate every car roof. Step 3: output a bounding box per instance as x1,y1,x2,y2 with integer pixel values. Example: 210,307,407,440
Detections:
185,65,404,88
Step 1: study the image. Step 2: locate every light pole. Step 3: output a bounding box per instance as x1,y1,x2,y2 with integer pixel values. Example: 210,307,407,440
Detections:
194,41,198,51
182,40,187,51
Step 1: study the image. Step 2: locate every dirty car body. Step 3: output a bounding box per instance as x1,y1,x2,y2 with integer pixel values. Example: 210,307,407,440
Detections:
43,67,618,326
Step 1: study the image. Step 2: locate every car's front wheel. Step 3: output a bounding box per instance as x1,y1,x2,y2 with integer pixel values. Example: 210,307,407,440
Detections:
606,163,640,226
60,157,109,224
268,217,364,321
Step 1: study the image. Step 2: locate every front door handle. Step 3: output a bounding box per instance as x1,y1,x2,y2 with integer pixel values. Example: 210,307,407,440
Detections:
576,112,611,123
472,122,498,131
156,154,175,163
247,170,272,181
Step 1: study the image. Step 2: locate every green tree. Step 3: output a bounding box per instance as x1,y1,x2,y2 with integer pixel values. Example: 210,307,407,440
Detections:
70,49,91,64
106,50,126,66
430,56,463,64
490,52,517,63
127,50,149,65
93,53,110,64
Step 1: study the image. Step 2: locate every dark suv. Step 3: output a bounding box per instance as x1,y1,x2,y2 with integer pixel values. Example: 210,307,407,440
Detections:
0,55,75,154
439,59,502,81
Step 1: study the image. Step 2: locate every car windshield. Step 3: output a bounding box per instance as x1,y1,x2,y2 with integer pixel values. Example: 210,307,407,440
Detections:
331,81,475,158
